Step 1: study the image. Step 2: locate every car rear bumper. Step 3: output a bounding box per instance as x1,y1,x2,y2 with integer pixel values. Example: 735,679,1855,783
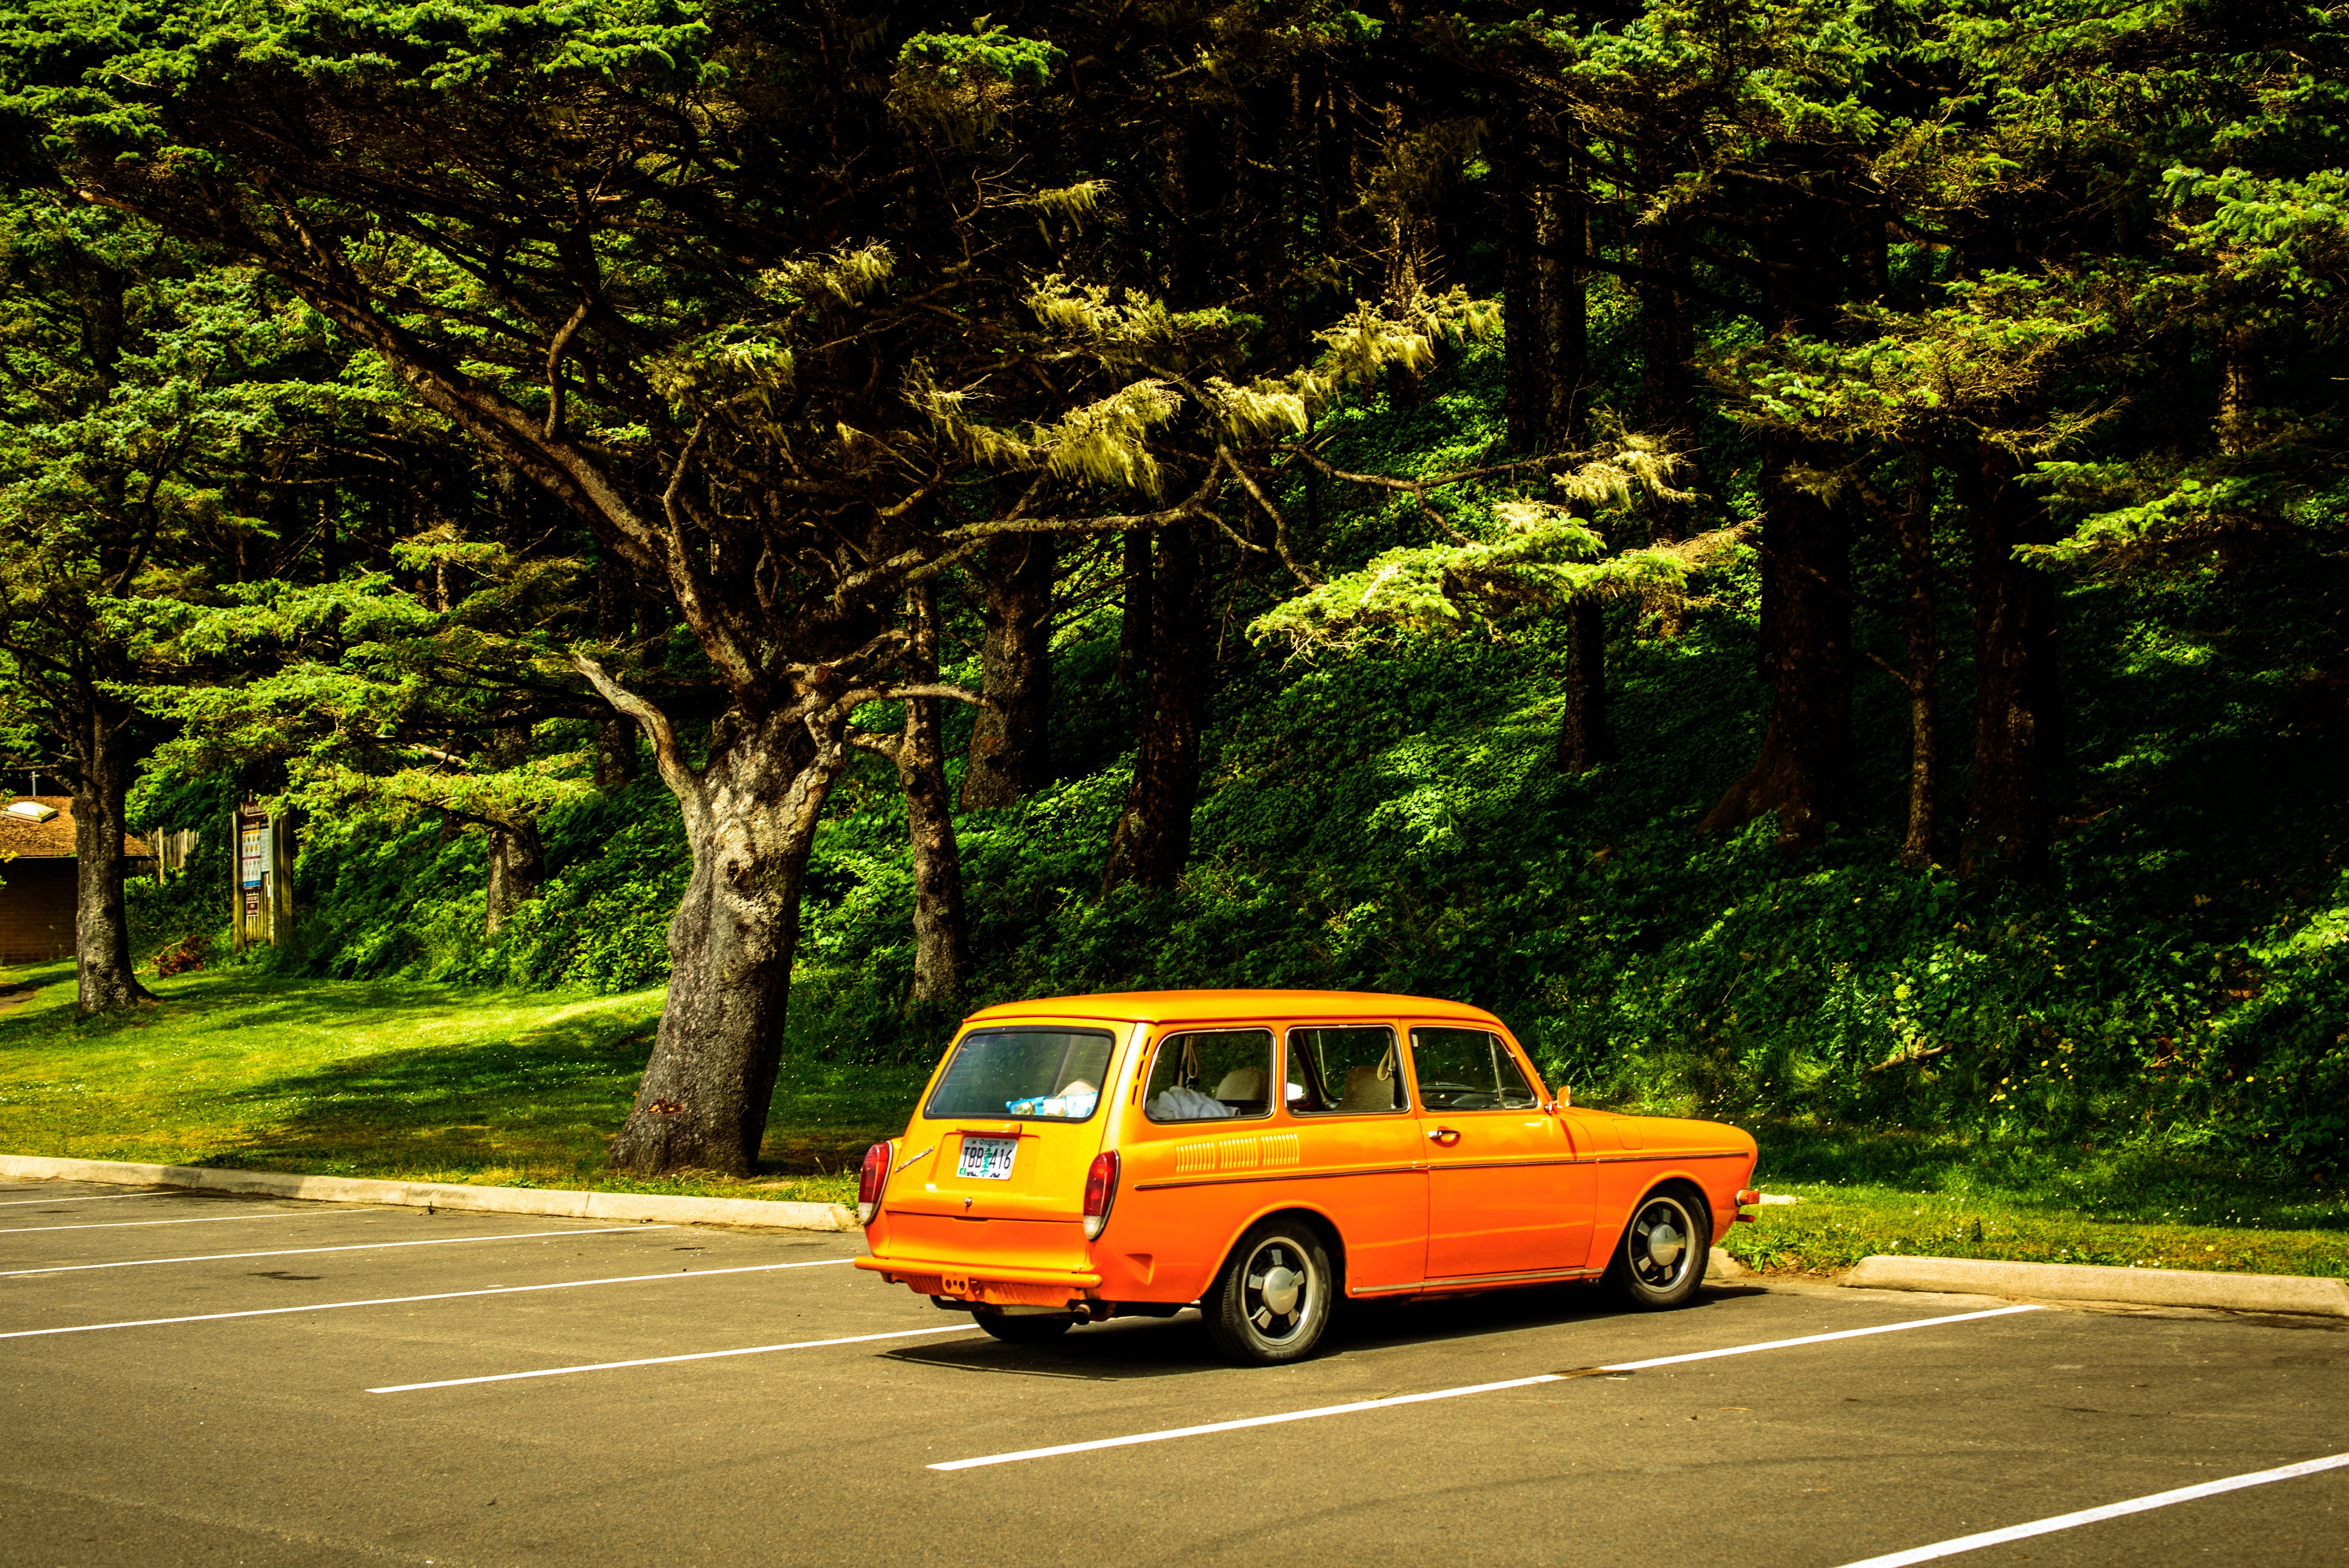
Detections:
854,1252,1103,1307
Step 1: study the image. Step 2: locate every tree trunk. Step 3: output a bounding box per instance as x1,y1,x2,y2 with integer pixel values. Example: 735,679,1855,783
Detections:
595,721,640,788
1704,200,1854,850
70,699,153,1015
1701,435,1854,848
1850,200,1891,306
2151,325,2197,452
961,535,1055,809
1103,522,1208,892
1638,212,1699,544
1116,527,1153,681
1497,112,1540,454
1555,598,1615,772
1536,169,1587,452
1315,73,1349,305
1378,96,1431,406
592,570,640,787
2215,320,2261,455
484,820,543,934
483,720,542,931
595,699,841,1176
1280,72,1310,361
899,585,969,1002
1540,155,1610,770
1897,454,1940,867
1960,438,2062,881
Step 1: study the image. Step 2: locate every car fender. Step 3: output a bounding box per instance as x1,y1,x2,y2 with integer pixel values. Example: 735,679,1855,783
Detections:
1592,1164,1734,1262
1171,1196,1349,1301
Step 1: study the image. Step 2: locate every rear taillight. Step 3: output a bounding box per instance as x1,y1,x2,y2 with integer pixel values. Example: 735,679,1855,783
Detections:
856,1141,893,1226
1736,1188,1761,1208
1082,1149,1119,1241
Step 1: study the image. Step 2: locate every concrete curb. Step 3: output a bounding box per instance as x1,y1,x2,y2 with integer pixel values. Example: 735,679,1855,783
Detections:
0,1153,858,1233
1843,1254,2349,1317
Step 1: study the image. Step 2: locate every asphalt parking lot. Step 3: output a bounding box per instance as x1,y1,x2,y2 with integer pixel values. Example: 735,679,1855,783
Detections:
2,1180,2343,1567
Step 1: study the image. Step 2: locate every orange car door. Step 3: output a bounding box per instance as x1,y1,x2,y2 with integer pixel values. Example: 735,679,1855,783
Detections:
1281,1023,1428,1291
1407,1024,1590,1278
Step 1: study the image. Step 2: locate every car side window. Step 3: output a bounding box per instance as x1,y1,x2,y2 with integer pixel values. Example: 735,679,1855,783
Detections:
1144,1029,1275,1121
1285,1026,1406,1115
1409,1027,1541,1112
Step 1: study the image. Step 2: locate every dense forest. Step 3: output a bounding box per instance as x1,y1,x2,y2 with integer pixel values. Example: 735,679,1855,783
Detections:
0,0,2341,1181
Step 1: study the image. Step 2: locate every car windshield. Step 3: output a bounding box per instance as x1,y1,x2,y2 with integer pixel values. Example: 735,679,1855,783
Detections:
924,1027,1116,1121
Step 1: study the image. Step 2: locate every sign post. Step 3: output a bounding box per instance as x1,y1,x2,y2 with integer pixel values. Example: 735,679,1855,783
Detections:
230,802,294,950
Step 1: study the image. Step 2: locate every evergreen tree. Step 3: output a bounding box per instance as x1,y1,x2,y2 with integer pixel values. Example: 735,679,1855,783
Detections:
0,199,330,1010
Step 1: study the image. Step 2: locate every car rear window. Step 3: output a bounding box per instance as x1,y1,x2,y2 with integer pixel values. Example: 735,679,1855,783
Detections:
1144,1029,1275,1121
925,1027,1117,1121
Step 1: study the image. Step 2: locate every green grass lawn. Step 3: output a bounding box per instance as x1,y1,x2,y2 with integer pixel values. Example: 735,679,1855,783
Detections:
0,960,925,1205
1721,1183,2349,1280
1719,1115,2349,1278
7,961,2346,1276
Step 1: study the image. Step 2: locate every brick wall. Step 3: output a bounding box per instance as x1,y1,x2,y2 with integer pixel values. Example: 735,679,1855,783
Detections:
0,859,77,964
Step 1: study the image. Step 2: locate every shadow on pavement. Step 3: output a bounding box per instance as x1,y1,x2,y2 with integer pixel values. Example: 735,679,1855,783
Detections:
884,1321,1222,1381
880,1278,1781,1380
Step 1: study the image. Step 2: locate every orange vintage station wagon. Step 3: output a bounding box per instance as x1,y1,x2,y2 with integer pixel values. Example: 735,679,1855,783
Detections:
854,990,1760,1363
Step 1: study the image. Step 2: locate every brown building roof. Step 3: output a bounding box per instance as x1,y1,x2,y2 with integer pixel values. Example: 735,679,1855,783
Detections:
0,796,152,861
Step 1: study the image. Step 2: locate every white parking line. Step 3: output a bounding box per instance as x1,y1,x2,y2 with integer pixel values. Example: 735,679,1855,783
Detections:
1833,1450,2349,1567
0,1191,188,1207
367,1324,973,1392
929,1303,2048,1471
1584,1306,2046,1373
0,1224,665,1278
0,1257,854,1338
0,1209,380,1236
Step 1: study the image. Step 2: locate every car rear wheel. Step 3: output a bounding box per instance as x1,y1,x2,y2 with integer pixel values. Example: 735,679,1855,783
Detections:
1204,1219,1333,1365
973,1312,1075,1345
1606,1188,1708,1310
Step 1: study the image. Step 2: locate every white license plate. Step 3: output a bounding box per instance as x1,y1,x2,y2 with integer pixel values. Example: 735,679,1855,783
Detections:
957,1135,1018,1181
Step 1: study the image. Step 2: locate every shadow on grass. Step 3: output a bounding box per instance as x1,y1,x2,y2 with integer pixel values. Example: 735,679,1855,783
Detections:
207,1024,921,1184
197,1004,653,1183
0,962,925,1192
0,959,81,1016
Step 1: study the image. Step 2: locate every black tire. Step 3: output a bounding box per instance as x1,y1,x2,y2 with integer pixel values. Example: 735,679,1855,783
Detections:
1203,1217,1335,1365
973,1312,1075,1345
1606,1187,1709,1310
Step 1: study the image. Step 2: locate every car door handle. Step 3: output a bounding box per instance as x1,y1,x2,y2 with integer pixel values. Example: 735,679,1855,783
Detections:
1426,1127,1461,1146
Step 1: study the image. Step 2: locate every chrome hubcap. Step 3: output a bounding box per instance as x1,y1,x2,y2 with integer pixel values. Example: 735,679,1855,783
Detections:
1243,1240,1314,1342
1259,1265,1302,1317
1630,1198,1695,1290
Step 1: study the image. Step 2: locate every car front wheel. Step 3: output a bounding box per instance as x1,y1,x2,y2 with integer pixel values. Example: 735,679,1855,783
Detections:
1607,1188,1708,1309
1204,1219,1334,1365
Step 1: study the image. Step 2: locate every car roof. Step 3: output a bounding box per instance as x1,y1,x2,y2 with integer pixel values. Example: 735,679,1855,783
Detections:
961,989,1506,1028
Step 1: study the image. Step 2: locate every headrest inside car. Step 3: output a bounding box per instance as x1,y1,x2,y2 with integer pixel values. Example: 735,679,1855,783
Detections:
1212,1066,1267,1103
